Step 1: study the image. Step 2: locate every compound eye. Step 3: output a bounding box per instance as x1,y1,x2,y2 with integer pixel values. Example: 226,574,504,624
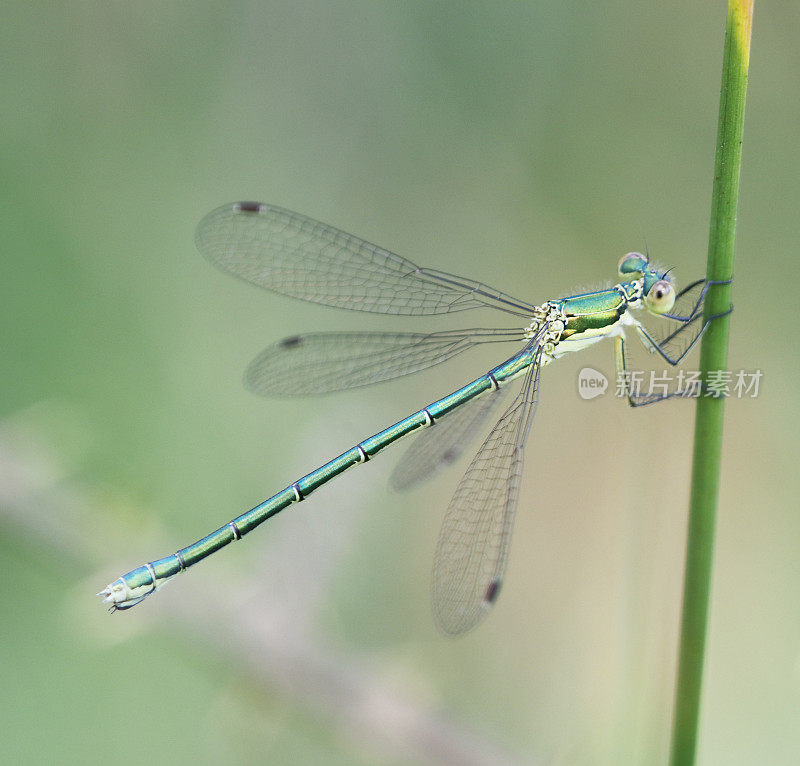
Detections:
618,252,647,278
645,279,675,314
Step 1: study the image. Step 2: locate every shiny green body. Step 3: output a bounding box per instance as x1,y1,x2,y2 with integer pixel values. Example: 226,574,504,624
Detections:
103,286,635,609
560,286,633,339
110,338,547,605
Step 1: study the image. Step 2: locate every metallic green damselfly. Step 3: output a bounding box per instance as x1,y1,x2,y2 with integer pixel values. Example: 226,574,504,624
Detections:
99,202,730,635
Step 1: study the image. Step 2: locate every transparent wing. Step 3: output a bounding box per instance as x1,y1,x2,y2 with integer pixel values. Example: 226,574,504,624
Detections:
432,346,543,636
390,384,511,492
246,328,526,396
196,203,537,317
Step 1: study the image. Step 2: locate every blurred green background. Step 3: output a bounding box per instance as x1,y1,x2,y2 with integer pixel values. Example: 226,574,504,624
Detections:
2,3,797,765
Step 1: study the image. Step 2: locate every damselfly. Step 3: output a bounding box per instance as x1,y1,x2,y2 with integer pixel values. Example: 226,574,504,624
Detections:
99,202,730,635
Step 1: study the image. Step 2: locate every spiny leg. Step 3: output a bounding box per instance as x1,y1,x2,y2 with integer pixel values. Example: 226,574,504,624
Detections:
615,298,733,407
636,278,733,366
664,278,733,322
615,332,682,407
638,307,732,366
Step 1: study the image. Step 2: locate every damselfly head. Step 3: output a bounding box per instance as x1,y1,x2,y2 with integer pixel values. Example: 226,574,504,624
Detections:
619,252,677,314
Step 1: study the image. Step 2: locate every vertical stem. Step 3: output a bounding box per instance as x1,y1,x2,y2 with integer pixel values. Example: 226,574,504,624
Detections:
669,2,753,765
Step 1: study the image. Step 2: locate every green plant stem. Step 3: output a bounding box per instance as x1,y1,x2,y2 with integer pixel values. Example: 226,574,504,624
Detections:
669,2,753,764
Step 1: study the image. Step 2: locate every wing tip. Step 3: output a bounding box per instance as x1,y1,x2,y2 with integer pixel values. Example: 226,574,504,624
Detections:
433,579,504,637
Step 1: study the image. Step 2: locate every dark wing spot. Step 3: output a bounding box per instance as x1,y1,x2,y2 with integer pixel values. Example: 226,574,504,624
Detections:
441,448,458,464
484,579,502,604
278,335,303,349
236,201,262,213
